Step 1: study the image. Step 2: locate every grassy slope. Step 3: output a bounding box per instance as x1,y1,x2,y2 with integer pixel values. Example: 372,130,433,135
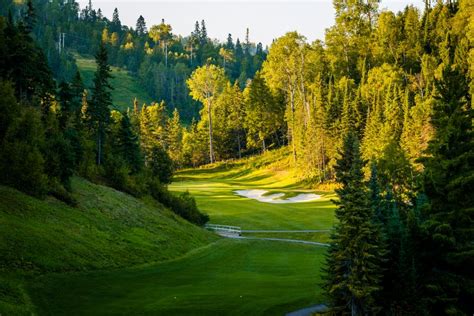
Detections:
75,56,154,112
0,177,216,314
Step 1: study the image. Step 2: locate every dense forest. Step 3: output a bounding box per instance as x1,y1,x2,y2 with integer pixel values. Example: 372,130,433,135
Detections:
0,0,472,314
0,0,266,122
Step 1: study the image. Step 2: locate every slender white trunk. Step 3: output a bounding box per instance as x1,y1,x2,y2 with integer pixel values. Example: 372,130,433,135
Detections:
207,98,214,163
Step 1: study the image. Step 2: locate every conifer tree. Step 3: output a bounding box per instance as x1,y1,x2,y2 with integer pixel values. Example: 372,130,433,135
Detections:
116,113,142,174
88,42,113,166
200,20,207,44
419,65,474,314
325,132,385,315
111,8,121,33
136,15,147,35
167,108,183,165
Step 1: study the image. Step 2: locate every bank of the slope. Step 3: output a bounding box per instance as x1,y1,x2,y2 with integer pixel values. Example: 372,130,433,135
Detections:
0,177,216,315
76,55,154,111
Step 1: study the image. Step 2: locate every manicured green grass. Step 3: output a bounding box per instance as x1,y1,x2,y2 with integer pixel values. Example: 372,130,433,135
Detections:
170,151,336,231
75,56,154,111
29,239,327,315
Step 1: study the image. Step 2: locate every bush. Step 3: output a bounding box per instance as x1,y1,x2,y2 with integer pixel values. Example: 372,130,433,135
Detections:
0,106,47,197
148,179,209,226
102,157,130,192
148,146,174,184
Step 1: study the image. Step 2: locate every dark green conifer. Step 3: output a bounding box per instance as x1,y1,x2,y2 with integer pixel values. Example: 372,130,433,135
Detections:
324,132,385,315
419,65,474,314
88,42,113,166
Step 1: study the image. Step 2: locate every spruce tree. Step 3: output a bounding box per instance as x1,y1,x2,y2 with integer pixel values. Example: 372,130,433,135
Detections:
111,8,121,33
324,132,385,315
136,15,147,35
116,113,142,174
88,42,113,166
419,65,473,314
200,20,207,44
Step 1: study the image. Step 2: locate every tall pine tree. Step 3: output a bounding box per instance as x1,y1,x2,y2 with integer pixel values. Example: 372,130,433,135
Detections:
324,132,385,315
88,42,113,166
419,65,473,314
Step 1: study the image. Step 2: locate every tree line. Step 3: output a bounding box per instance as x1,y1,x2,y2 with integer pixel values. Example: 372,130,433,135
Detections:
0,0,266,123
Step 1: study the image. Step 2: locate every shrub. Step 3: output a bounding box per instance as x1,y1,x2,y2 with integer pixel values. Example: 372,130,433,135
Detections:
148,179,209,226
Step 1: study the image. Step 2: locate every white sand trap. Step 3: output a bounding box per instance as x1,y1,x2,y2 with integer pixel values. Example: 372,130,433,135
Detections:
234,189,321,204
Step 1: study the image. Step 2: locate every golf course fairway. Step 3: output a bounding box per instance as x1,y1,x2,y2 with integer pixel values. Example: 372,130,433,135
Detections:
30,155,336,315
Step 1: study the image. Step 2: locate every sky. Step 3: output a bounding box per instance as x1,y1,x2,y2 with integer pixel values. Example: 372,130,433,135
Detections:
77,0,424,47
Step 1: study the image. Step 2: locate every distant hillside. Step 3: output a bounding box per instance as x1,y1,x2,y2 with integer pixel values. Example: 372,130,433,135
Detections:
0,177,216,314
76,56,154,112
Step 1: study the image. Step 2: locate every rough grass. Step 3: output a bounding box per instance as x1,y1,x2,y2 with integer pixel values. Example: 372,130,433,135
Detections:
75,55,154,112
0,177,216,314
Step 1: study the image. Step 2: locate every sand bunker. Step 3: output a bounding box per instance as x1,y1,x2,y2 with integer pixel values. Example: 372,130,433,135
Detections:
234,189,321,204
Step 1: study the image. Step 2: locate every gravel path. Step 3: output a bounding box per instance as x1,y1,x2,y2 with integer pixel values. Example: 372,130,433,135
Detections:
242,229,330,233
222,234,329,247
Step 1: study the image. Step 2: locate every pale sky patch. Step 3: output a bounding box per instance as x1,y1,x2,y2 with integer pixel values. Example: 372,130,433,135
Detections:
78,0,424,47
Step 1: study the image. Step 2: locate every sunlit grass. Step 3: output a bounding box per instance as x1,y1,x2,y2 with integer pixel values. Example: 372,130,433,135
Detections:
75,55,154,111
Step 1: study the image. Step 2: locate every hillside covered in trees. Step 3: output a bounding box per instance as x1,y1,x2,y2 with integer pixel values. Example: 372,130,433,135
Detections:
0,0,473,315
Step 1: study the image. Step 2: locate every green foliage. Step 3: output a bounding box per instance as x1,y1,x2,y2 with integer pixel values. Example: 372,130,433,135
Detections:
244,72,283,152
187,64,228,163
148,145,173,185
148,179,208,225
419,65,473,314
325,133,385,314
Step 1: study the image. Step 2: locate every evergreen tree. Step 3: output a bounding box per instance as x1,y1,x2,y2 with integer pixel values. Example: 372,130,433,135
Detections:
116,113,142,174
226,33,234,50
419,65,474,314
200,19,207,44
166,108,183,166
111,8,121,33
148,145,173,184
136,15,147,35
324,132,385,315
88,42,113,166
23,0,36,33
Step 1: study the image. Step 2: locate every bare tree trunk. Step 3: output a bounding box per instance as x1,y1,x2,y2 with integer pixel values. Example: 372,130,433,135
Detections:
207,98,214,163
262,138,266,153
237,131,242,159
97,122,102,165
290,88,297,164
